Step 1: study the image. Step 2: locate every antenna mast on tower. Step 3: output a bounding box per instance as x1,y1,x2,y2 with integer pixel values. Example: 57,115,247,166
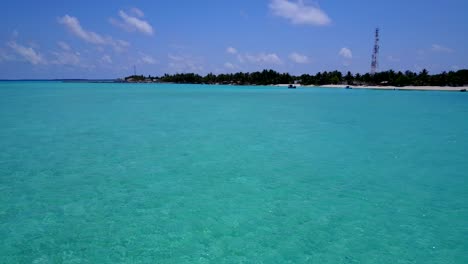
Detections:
370,28,380,75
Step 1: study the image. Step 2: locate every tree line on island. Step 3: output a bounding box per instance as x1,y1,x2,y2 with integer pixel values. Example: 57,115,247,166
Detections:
124,69,468,87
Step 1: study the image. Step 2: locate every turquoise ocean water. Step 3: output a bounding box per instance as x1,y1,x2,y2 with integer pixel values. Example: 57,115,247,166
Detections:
0,81,467,263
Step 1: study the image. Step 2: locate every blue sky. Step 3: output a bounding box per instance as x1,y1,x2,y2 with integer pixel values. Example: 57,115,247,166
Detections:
0,0,467,79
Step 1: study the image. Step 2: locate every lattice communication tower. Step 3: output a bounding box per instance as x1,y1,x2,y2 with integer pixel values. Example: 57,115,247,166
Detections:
370,28,380,75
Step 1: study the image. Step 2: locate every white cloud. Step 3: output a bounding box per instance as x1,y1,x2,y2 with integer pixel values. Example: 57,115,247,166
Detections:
269,0,331,26
130,7,145,18
168,54,204,73
111,10,154,36
57,41,71,51
58,15,129,51
228,47,282,66
168,54,184,61
58,15,106,44
224,62,242,72
289,52,310,64
101,55,112,64
141,54,157,64
50,43,85,67
244,53,282,64
227,47,238,54
431,44,453,53
112,40,130,52
7,41,46,65
51,50,81,66
339,47,352,59
224,62,236,69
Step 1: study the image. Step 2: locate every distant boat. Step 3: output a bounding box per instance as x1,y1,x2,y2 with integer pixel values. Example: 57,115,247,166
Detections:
460,89,467,92
345,86,352,89
288,84,296,89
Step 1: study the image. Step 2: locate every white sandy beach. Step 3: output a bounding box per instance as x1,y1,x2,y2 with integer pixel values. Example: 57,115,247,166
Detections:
320,84,467,91
276,84,467,92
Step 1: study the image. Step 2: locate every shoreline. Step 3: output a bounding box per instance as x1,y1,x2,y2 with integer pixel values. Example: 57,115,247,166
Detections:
276,84,467,92
3,79,465,92
321,84,467,92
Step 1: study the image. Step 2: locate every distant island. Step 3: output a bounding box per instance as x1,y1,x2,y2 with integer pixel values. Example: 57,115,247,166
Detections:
123,69,468,88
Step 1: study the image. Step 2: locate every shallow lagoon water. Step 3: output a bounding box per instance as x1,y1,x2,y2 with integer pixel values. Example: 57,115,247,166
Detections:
0,82,467,263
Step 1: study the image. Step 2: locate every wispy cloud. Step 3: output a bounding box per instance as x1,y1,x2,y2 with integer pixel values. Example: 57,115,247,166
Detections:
289,52,310,64
140,53,157,64
58,15,106,44
243,53,282,65
130,7,145,18
224,62,241,70
226,47,238,54
100,55,112,64
224,62,235,69
57,41,71,51
7,41,46,65
58,15,129,51
50,42,85,67
110,8,154,36
431,44,453,53
233,47,282,66
112,40,130,52
338,47,352,59
168,54,204,73
51,51,80,66
269,0,331,26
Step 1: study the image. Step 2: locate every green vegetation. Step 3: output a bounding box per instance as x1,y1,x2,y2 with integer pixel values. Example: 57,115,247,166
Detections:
158,70,294,85
300,69,468,86
123,75,157,82
125,69,468,87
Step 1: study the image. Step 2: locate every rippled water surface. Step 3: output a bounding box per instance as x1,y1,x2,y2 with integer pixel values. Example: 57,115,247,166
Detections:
1,82,467,263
